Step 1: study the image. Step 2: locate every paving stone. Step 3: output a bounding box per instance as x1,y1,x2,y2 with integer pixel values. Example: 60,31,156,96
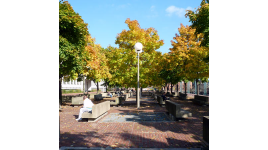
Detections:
60,95,208,149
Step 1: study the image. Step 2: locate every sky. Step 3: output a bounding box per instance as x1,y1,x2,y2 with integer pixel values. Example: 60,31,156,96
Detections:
65,0,203,54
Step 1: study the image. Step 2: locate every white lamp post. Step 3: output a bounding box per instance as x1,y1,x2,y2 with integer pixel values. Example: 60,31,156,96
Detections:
134,42,143,109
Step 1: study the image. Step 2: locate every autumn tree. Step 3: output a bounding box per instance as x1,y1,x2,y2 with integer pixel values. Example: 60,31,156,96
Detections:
169,24,209,95
114,18,164,91
83,35,111,94
158,53,182,93
185,0,209,62
59,1,89,104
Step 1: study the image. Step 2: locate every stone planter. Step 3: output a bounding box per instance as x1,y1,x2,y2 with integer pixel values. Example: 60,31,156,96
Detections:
71,96,83,105
193,95,209,106
203,116,209,143
179,92,187,100
94,94,103,101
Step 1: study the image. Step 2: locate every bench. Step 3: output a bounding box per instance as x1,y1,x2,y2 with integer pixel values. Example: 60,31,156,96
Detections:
153,94,157,101
192,95,209,106
165,100,192,120
179,92,187,100
103,97,124,106
166,92,174,97
203,116,209,143
71,96,84,106
124,93,130,100
89,94,98,99
94,94,103,101
100,92,111,98
81,101,110,122
156,95,166,107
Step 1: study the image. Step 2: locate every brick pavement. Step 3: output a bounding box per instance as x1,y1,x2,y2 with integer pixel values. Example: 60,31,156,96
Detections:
59,94,209,149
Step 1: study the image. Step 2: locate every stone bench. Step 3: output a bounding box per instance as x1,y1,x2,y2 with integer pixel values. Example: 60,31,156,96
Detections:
156,95,166,107
165,100,192,120
153,94,157,101
192,95,209,106
166,92,174,97
81,101,110,122
100,92,112,98
203,116,209,143
129,92,133,97
179,92,187,100
89,94,99,99
94,94,103,101
103,97,120,106
71,96,84,106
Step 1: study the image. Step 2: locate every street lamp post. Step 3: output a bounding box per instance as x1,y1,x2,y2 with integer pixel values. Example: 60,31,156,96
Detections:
134,42,143,109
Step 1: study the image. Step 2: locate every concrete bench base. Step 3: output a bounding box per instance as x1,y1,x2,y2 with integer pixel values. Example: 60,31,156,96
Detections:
193,95,209,106
166,100,192,120
167,109,192,121
81,101,110,120
87,112,108,122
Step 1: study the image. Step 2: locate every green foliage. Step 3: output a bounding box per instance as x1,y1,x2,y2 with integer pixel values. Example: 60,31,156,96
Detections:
186,0,209,62
159,68,182,86
113,19,164,88
169,24,209,86
59,1,89,79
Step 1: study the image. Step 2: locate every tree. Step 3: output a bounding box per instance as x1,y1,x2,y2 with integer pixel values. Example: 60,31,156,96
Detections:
83,35,111,94
185,0,209,62
114,18,164,89
158,53,182,93
59,1,89,104
169,24,209,95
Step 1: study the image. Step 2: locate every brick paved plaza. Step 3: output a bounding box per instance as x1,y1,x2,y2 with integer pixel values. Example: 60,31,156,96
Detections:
59,93,209,149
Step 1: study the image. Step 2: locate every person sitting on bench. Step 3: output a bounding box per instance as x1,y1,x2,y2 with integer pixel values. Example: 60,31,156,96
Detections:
161,92,168,101
108,92,113,98
76,96,94,121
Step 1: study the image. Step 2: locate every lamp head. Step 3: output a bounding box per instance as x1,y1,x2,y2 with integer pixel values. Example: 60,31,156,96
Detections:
134,42,143,54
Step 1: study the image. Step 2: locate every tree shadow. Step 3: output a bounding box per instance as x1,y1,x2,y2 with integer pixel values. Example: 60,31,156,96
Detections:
60,129,207,149
110,95,209,146
60,94,209,149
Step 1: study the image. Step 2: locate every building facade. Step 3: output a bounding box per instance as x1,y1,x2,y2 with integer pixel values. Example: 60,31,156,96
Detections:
61,77,106,92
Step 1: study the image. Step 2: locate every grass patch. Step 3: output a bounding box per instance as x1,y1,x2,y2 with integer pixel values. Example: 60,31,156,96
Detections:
62,89,83,94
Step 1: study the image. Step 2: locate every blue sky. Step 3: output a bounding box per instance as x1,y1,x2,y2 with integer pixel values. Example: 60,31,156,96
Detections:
65,0,203,54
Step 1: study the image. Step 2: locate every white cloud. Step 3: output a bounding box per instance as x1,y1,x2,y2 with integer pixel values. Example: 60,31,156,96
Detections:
166,6,193,17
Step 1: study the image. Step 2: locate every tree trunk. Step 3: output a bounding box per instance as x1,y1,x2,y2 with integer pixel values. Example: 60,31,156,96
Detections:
184,82,187,94
171,84,173,93
176,83,179,93
97,82,99,94
135,87,137,103
59,77,62,105
83,76,85,95
87,80,88,95
196,79,199,95
106,84,108,93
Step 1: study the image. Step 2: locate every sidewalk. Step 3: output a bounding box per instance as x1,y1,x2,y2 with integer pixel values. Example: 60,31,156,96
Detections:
59,93,209,149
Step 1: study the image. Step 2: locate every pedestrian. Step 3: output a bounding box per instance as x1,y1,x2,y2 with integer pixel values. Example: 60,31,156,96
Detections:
161,92,168,101
108,92,113,98
76,96,94,121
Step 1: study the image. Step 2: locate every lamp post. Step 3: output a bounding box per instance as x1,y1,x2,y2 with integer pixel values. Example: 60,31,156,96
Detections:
134,42,143,109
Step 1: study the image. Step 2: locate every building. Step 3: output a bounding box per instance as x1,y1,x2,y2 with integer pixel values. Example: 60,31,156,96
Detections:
61,77,106,92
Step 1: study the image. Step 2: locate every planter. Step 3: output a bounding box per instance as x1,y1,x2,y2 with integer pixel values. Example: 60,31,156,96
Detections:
203,116,209,143
179,92,187,100
193,95,209,105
